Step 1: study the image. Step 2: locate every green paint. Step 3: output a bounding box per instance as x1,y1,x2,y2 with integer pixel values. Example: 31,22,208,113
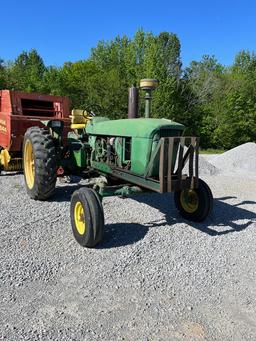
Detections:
91,161,112,174
130,137,151,174
63,115,187,193
111,169,160,192
73,148,87,168
86,117,184,175
86,117,184,138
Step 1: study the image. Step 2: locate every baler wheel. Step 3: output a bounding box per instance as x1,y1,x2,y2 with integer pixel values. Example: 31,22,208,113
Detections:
23,127,57,200
174,178,213,222
70,188,104,247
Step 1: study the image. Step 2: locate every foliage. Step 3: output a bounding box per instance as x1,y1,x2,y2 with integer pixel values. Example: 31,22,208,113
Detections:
8,49,46,92
0,34,255,149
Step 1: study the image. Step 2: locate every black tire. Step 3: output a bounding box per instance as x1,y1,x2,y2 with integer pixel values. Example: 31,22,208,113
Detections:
23,126,57,200
174,178,213,222
70,188,104,247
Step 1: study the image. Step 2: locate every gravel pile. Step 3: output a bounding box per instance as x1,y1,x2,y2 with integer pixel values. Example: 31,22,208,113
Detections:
198,156,220,176
178,148,220,176
0,164,256,339
210,142,256,174
183,156,220,176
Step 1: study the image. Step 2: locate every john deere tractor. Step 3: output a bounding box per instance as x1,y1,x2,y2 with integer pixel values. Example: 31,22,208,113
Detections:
23,79,213,248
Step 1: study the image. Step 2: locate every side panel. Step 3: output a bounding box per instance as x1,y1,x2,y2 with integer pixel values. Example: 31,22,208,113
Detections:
0,91,11,149
10,116,46,152
0,112,11,149
10,90,70,118
61,97,71,118
0,90,12,113
9,116,71,153
130,137,152,175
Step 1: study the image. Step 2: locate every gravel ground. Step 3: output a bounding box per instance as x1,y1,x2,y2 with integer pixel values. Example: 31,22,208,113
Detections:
0,167,256,340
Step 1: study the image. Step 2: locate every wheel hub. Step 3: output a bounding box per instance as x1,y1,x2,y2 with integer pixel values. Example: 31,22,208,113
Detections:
74,201,86,235
180,189,199,213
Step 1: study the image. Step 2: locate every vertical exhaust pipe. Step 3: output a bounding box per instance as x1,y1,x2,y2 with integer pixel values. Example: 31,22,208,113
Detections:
128,85,139,119
139,79,158,118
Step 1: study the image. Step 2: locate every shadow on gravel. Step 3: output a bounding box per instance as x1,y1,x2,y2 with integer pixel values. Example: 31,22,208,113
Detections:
99,193,178,248
204,197,256,236
50,186,256,241
131,193,256,237
49,184,83,202
50,177,94,202
99,223,149,248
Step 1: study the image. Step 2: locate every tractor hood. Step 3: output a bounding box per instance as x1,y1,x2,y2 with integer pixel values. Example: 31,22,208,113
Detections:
86,117,185,138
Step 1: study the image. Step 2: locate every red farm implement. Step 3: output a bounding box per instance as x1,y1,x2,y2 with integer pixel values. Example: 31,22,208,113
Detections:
0,90,70,172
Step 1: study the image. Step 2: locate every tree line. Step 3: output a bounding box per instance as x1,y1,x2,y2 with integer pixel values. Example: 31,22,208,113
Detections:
0,30,255,149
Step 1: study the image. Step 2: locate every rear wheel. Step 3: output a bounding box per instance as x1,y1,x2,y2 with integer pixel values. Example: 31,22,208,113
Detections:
174,178,213,222
70,188,104,247
23,127,57,200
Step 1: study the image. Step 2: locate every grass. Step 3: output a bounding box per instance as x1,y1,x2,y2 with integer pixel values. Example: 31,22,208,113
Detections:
199,148,225,155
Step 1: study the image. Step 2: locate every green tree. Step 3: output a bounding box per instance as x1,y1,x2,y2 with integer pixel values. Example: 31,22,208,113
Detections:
41,66,63,95
2,32,255,150
232,50,256,74
213,52,256,148
9,49,46,92
184,56,225,147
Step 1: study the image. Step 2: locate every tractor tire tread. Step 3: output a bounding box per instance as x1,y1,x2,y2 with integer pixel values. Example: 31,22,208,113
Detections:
23,127,57,200
70,188,104,248
174,178,213,222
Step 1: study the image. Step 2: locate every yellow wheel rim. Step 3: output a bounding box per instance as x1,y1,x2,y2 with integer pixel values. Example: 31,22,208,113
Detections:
74,201,86,235
24,140,35,189
180,189,199,213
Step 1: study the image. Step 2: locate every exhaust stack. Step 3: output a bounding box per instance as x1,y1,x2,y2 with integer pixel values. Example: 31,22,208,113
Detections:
128,85,139,119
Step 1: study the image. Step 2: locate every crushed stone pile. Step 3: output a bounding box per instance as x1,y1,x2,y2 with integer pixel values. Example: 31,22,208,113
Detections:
182,155,220,176
210,142,256,174
199,156,220,175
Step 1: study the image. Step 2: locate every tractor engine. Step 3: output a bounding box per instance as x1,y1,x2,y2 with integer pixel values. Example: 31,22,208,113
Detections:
94,136,131,169
85,117,184,177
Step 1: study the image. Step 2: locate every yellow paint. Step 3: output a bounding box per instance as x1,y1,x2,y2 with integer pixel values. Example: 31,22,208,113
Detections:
0,149,11,169
0,149,23,171
0,119,6,126
140,79,158,90
74,201,86,235
71,123,86,129
24,140,35,189
70,109,92,130
180,189,199,213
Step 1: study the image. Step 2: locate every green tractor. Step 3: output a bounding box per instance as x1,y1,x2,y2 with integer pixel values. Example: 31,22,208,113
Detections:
22,79,213,248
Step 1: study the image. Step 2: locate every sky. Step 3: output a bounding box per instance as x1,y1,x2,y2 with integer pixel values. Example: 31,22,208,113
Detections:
1,0,255,67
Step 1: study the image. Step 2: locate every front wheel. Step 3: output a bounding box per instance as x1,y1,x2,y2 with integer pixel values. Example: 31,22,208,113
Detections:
70,188,104,247
174,179,213,222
